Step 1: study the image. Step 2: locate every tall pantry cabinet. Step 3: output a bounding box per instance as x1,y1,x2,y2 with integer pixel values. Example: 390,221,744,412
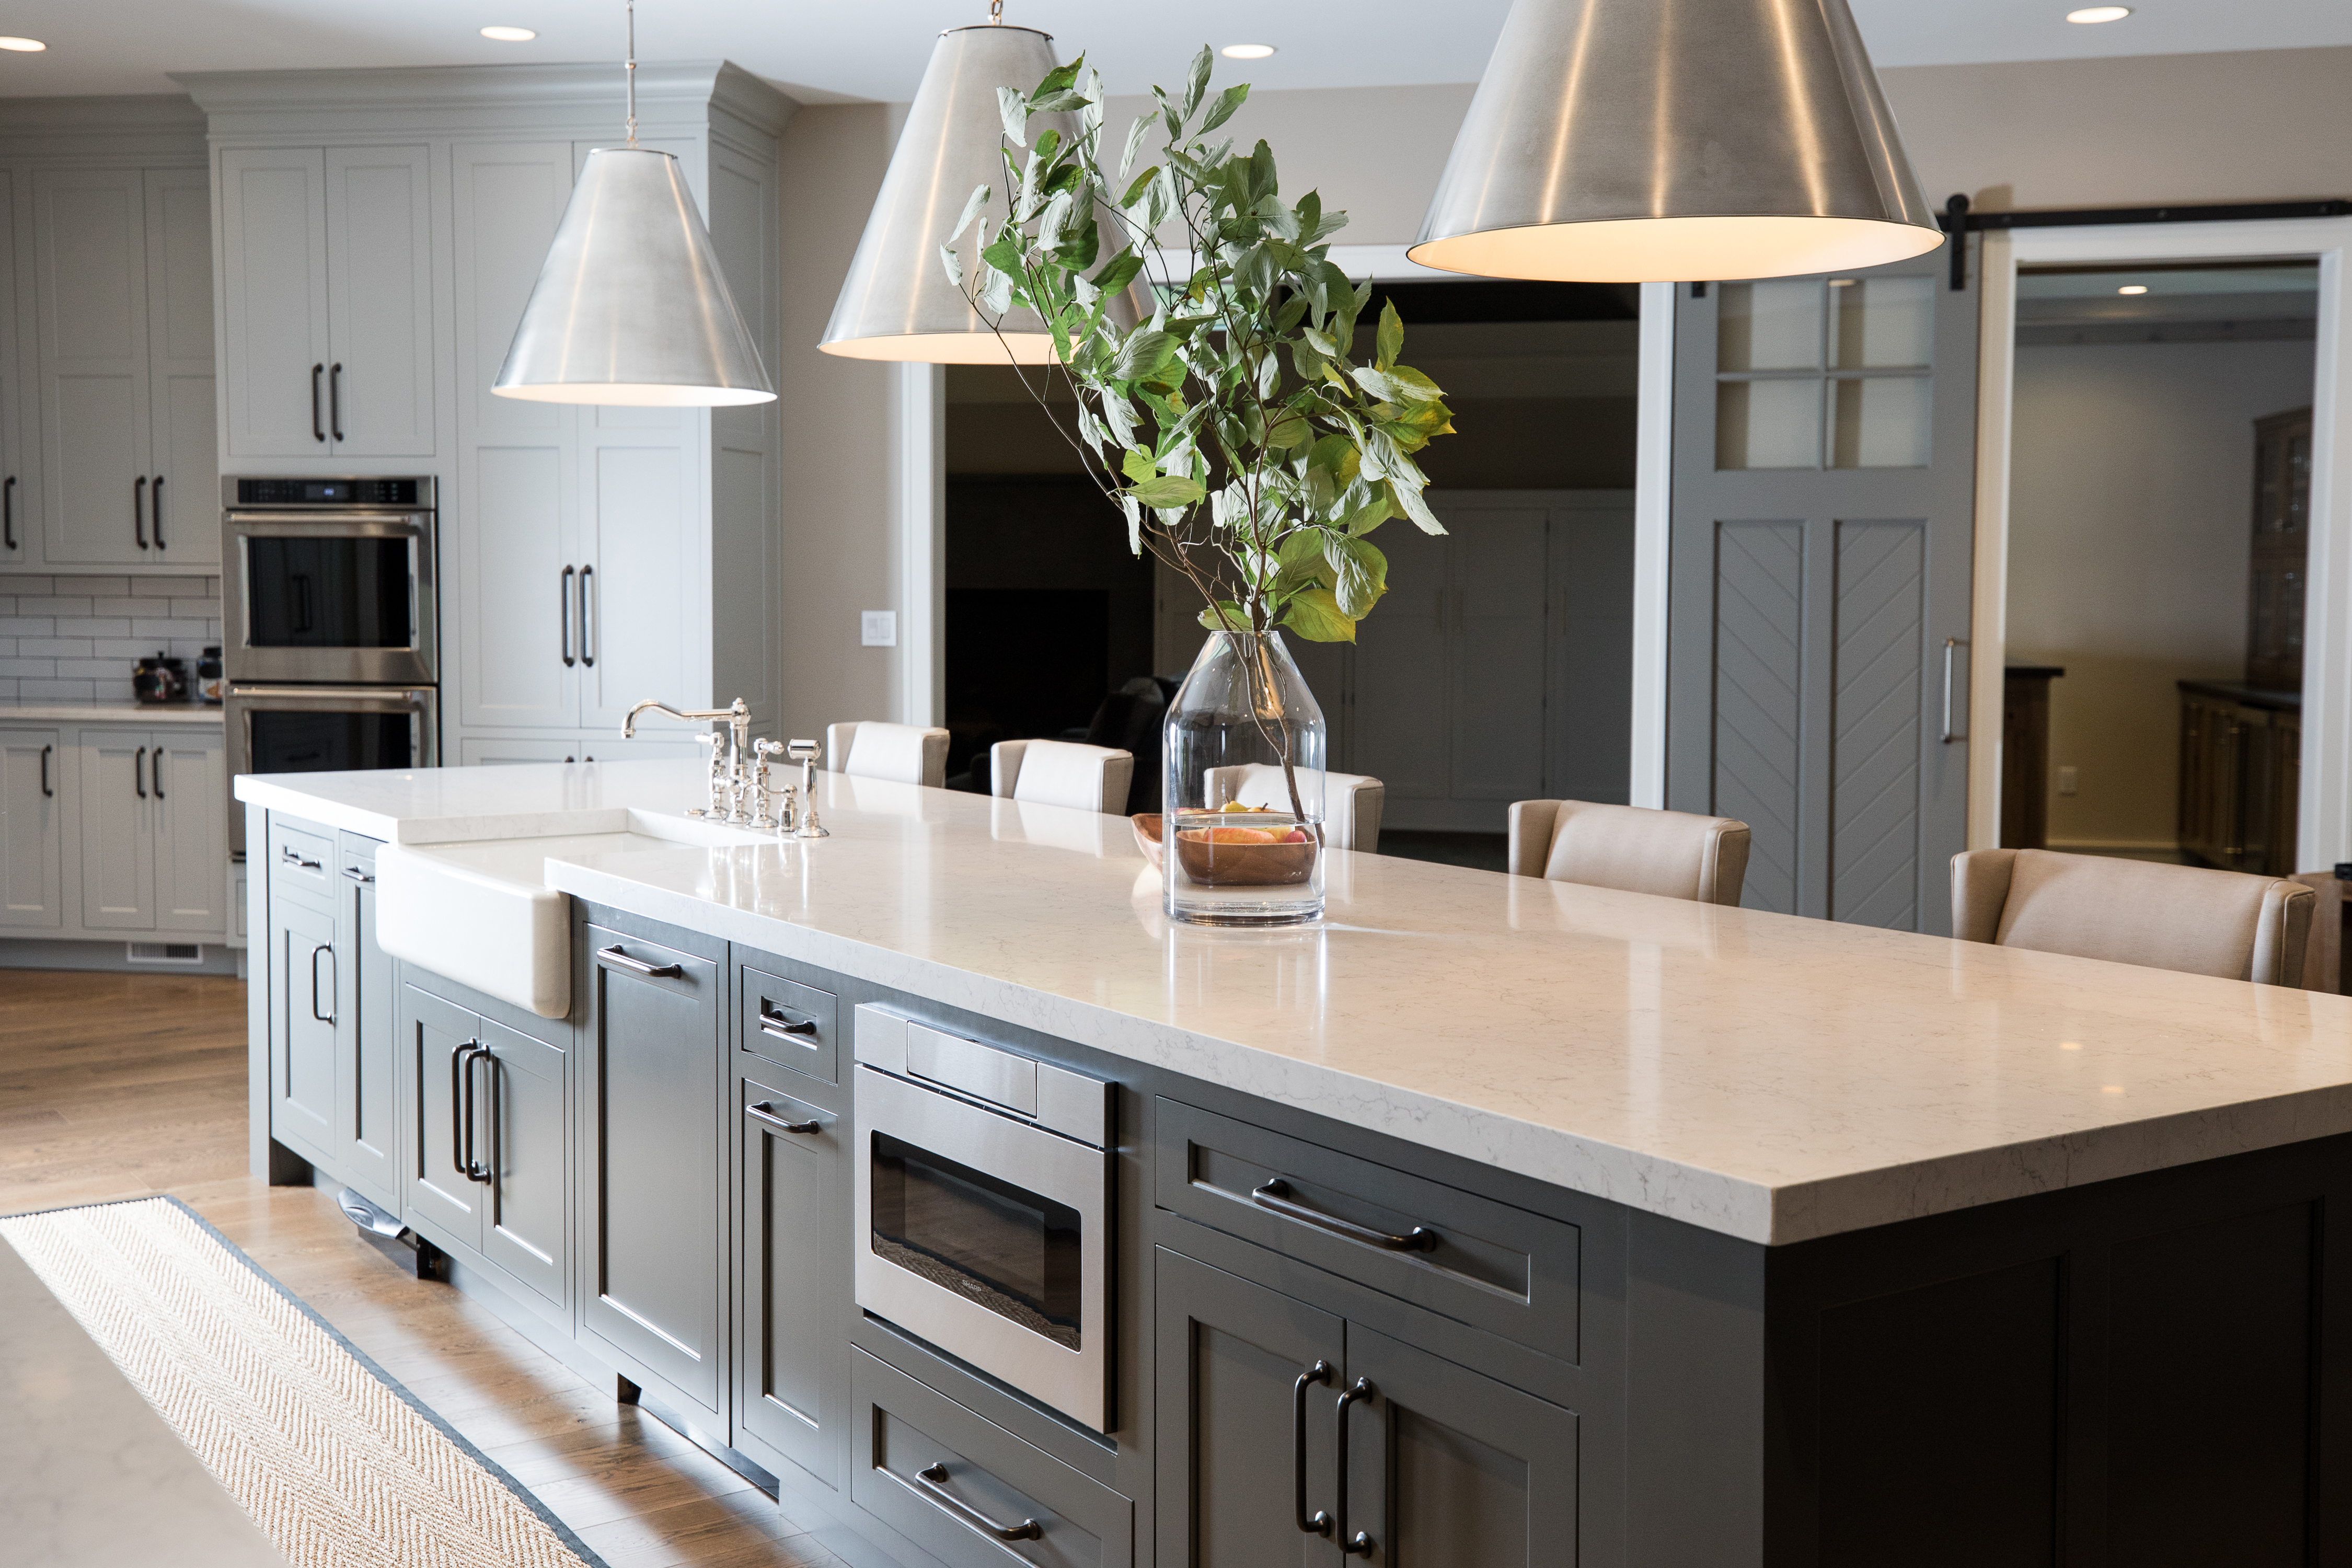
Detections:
179,64,790,756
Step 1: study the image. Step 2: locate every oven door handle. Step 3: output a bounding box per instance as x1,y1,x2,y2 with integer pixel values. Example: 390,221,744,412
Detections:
913,1464,1043,1543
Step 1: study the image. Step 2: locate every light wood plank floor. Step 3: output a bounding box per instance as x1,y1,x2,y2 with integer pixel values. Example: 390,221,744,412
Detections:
0,970,846,1568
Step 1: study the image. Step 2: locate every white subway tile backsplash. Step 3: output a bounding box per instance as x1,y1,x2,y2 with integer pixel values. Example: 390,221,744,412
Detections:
0,617,53,636
17,596,93,617
17,638,84,658
89,638,148,659
57,617,132,639
4,575,52,595
0,656,54,677
92,596,144,618
90,678,135,702
54,658,127,679
19,678,94,701
169,598,219,620
131,617,212,640
128,575,207,597
60,575,129,596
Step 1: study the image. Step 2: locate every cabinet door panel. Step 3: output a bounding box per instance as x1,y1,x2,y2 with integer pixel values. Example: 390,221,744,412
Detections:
480,1017,567,1309
1350,522,1450,801
1154,1248,1346,1568
154,368,217,563
0,168,20,564
269,893,339,1161
1344,1323,1578,1568
581,442,699,729
35,167,151,566
1449,508,1550,802
337,849,398,1210
77,731,152,928
582,926,725,1417
218,148,329,459
401,983,483,1248
326,145,435,457
461,443,572,729
153,731,225,931
0,730,62,928
739,1075,839,1481
146,168,217,564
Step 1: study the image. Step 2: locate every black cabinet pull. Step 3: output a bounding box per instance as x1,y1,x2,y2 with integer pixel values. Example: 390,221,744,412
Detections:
913,1463,1042,1542
309,942,336,1024
1252,1179,1437,1253
151,475,165,549
3,474,14,551
133,477,148,549
578,564,594,667
1334,1378,1376,1558
560,566,575,667
474,1046,498,1185
151,747,164,801
329,362,344,442
1293,1361,1334,1537
745,1102,822,1135
310,363,325,442
133,745,147,798
595,944,682,978
448,1039,474,1179
38,743,51,798
757,1003,818,1039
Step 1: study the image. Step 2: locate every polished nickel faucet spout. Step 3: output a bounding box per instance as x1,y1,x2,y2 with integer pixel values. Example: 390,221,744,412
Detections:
624,698,755,821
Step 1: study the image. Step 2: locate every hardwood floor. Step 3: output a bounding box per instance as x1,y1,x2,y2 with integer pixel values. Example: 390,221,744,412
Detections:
0,970,847,1568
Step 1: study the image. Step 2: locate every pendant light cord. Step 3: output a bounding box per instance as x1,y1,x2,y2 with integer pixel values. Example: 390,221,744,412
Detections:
624,0,638,145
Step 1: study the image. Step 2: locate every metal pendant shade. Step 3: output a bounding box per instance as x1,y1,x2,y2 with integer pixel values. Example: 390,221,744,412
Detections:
822,24,1139,364
1410,0,1944,283
493,146,775,406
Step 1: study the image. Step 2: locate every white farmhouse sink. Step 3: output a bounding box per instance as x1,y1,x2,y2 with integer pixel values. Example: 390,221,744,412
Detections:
376,811,768,1018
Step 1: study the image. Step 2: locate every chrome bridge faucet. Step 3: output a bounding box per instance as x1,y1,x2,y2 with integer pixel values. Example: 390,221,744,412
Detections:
624,697,756,822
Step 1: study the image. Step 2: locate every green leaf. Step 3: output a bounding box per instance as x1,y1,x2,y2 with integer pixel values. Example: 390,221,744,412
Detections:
1349,365,1445,405
1200,83,1250,135
1111,328,1176,381
1265,407,1312,452
1120,447,1157,484
1196,599,1250,633
1279,586,1355,643
1184,45,1213,118
1129,474,1206,508
997,85,1030,147
1031,90,1089,114
1325,535,1388,618
1035,60,1083,98
1338,490,1393,536
1092,248,1143,298
1375,298,1403,371
1120,164,1161,209
1118,115,1152,181
980,231,1022,275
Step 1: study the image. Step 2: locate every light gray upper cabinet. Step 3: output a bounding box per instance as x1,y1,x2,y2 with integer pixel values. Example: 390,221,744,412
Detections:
0,169,21,567
0,727,63,930
218,143,434,459
74,724,225,934
29,165,216,570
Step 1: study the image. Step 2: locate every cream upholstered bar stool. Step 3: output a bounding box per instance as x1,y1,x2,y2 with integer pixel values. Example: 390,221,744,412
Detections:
1507,799,1751,904
1951,848,2314,986
990,739,1135,814
1203,763,1386,852
824,721,951,789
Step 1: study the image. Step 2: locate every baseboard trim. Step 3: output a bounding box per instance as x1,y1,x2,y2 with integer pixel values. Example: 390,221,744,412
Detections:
0,936,239,975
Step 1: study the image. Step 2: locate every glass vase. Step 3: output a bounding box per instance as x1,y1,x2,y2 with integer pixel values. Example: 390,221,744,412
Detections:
1162,630,1327,926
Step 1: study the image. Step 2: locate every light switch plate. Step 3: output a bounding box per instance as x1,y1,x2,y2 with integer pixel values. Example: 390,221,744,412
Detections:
860,610,897,648
2057,765,2078,797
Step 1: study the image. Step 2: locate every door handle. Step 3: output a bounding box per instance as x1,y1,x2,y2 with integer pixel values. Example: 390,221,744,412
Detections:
1941,637,1969,743
279,844,322,872
757,1004,818,1039
578,564,594,668
912,1463,1043,1542
1293,1361,1334,1537
595,944,683,978
309,942,336,1023
1334,1378,1376,1558
329,362,344,442
450,1039,482,1180
39,743,51,798
151,475,165,550
745,1102,823,1135
341,864,374,883
134,477,148,550
310,363,326,442
133,745,147,799
3,474,14,551
472,1046,498,1185
151,747,164,801
560,566,576,667
1252,1179,1437,1253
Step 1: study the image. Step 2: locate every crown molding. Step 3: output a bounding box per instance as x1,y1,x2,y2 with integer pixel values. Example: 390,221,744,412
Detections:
173,60,795,141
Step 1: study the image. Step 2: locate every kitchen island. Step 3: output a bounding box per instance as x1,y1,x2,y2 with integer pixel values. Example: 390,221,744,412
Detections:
238,759,2352,1567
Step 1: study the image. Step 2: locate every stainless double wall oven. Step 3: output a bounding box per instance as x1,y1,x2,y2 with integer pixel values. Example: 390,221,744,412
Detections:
222,476,440,854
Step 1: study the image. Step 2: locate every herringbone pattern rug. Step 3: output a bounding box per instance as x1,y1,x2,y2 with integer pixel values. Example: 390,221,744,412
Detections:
1,1195,604,1568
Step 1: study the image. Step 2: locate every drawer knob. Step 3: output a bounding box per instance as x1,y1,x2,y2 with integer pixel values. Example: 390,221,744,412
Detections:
914,1462,1042,1542
1252,1179,1438,1253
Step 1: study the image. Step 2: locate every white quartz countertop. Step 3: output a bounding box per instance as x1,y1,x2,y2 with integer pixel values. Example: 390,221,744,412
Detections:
236,760,2352,1246
0,704,223,724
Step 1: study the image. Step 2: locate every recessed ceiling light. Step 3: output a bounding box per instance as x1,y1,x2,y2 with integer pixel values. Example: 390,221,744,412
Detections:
2117,284,2149,295
0,36,47,52
2066,6,2131,21
1220,43,1276,60
480,25,537,42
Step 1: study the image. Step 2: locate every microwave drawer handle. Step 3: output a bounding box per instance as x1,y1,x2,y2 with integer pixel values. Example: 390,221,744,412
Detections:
1251,1179,1438,1253
595,944,683,978
744,1102,822,1135
913,1464,1043,1543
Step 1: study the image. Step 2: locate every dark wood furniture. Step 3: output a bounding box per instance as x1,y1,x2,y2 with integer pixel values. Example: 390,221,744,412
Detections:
2247,407,2313,691
2179,679,2301,874
2000,665,2063,849
2289,870,2349,995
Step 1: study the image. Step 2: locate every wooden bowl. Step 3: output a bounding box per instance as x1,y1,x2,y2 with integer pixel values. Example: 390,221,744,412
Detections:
1172,826,1318,888
1131,813,1165,871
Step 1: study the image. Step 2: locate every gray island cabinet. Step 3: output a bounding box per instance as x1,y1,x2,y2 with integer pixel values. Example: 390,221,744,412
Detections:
236,762,2352,1568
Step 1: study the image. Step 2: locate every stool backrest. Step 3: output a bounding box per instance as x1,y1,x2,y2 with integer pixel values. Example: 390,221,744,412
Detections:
1507,799,1750,905
1952,847,2314,986
1204,763,1386,853
825,721,949,789
992,739,1135,815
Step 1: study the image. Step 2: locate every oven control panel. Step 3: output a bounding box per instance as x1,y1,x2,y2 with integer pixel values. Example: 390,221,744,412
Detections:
854,1005,1110,1150
228,476,435,509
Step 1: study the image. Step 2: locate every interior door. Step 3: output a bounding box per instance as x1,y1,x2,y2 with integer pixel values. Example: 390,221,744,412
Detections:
325,144,436,457
1668,247,1979,933
152,729,225,931
218,147,329,459
0,729,61,929
479,1017,568,1310
1448,503,1550,808
1349,520,1451,803
144,167,216,565
76,729,153,929
33,167,152,565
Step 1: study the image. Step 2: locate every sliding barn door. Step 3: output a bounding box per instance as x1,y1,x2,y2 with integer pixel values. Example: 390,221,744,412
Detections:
1668,245,1979,933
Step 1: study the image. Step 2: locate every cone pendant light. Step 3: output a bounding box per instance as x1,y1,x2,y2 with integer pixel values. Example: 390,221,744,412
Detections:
1410,0,1943,283
822,17,1140,364
493,2,774,406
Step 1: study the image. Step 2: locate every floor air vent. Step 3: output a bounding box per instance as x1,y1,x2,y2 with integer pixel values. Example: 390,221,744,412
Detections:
125,942,205,965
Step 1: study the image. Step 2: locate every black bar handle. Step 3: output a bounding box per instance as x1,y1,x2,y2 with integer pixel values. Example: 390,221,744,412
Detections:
1334,1378,1376,1558
560,566,575,667
309,942,335,1024
578,564,594,667
1293,1361,1334,1537
151,746,164,801
1252,1179,1437,1253
1945,192,1971,291
133,745,146,799
595,944,683,978
38,743,51,798
757,1003,818,1039
133,477,147,550
745,1102,823,1135
329,362,344,442
311,363,325,442
472,1046,497,1184
913,1463,1042,1542
3,474,14,551
448,1039,475,1178
151,475,165,550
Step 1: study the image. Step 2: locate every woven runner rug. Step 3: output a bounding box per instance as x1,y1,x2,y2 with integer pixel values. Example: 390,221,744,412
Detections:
0,1195,607,1568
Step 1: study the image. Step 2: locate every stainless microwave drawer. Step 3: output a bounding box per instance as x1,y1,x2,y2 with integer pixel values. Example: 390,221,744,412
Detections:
1155,1098,1582,1366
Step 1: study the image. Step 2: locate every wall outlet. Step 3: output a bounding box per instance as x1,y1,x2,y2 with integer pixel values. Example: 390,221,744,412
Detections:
2056,765,2078,797
860,610,897,648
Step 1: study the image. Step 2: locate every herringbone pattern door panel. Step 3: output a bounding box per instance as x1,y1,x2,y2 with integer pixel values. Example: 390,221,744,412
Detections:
1713,522,1807,915
1831,520,1926,929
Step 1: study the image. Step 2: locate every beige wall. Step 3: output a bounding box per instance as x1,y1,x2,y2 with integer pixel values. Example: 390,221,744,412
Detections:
2007,338,2314,850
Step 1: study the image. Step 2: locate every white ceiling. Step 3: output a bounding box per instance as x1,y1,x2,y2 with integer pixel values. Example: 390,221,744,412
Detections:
3,0,2349,102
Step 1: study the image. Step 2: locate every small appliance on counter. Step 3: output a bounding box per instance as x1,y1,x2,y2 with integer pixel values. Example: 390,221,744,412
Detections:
222,476,441,857
132,651,188,705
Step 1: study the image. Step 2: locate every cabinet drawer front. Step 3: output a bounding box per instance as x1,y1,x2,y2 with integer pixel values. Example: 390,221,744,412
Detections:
1156,1099,1581,1365
851,1349,1132,1568
267,819,335,900
739,965,837,1084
